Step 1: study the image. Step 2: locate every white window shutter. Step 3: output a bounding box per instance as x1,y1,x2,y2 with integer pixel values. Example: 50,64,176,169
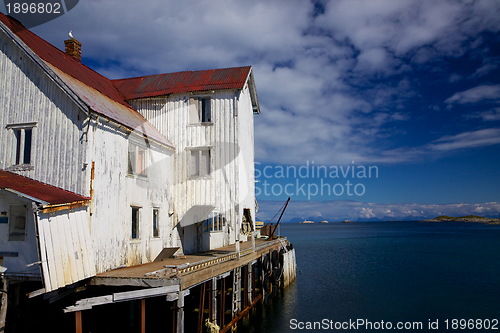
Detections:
189,98,199,123
190,150,199,176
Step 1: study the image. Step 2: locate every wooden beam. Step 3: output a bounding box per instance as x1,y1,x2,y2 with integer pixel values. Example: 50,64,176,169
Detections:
75,311,82,333
220,294,262,333
141,299,146,333
113,285,179,302
211,277,217,324
198,282,206,333
64,285,180,312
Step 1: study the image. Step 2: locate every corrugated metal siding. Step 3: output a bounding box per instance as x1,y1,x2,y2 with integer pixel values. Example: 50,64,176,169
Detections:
0,29,88,196
37,207,95,292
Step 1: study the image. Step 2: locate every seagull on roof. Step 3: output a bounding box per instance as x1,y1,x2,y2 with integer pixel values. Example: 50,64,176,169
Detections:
69,30,73,39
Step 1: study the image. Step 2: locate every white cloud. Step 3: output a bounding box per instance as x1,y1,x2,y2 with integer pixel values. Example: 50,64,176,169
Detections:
445,85,500,105
26,0,500,166
429,128,500,151
467,108,500,121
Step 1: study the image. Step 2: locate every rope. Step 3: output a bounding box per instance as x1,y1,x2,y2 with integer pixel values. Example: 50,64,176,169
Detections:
205,319,220,333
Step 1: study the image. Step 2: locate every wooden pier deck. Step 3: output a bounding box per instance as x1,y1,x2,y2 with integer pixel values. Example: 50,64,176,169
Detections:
91,238,285,290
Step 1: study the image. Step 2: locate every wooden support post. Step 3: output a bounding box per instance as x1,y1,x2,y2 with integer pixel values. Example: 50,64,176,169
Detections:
198,283,206,333
221,277,226,328
141,299,146,333
75,311,82,333
232,267,241,324
0,277,8,333
247,263,253,304
251,231,256,252
211,277,217,324
243,265,248,309
252,262,256,302
176,291,185,333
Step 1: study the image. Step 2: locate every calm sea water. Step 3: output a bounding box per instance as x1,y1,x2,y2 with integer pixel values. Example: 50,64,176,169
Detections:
238,221,500,332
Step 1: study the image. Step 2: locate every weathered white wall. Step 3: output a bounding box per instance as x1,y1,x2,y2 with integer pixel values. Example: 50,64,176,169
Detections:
0,192,39,276
0,29,88,196
237,84,257,234
88,119,175,272
130,83,258,254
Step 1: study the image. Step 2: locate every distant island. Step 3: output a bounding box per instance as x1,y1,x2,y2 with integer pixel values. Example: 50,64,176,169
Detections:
421,215,500,225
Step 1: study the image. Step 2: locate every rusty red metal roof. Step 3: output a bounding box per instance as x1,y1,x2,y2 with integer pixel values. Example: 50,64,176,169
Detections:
0,170,90,206
113,66,252,100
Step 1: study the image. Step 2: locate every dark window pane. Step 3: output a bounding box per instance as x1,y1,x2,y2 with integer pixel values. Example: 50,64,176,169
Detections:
132,207,140,239
23,129,32,164
201,98,211,122
153,209,159,238
14,130,21,165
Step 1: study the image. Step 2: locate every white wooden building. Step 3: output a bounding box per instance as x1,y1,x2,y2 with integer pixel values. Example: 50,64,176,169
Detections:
0,13,176,292
0,12,261,296
115,65,261,254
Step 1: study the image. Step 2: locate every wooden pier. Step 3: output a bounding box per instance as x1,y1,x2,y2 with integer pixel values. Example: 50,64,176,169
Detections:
63,237,296,333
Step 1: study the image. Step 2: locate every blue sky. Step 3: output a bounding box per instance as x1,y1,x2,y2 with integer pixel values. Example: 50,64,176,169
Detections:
3,0,500,221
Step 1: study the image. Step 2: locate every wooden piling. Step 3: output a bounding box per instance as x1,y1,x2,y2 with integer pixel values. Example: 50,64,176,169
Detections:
141,299,146,333
75,311,82,333
0,277,7,332
176,291,185,333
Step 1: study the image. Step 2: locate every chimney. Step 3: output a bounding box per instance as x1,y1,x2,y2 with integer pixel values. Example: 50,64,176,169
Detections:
64,38,82,62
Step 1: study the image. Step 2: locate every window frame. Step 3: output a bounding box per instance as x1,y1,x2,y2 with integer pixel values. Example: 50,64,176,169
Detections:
189,96,212,125
152,208,160,238
131,206,141,240
203,212,225,233
7,122,36,168
128,140,148,177
188,147,212,179
9,204,27,242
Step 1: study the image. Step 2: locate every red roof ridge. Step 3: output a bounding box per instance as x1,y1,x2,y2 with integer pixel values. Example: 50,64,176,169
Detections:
113,65,252,82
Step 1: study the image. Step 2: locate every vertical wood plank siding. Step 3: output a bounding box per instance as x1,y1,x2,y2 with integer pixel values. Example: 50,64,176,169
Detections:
37,208,96,292
130,88,255,251
0,29,88,196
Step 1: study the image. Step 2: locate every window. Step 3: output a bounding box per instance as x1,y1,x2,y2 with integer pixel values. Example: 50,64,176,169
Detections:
131,207,140,239
128,141,147,176
9,205,26,241
203,212,224,232
152,208,159,238
189,148,211,178
189,97,212,124
7,123,36,167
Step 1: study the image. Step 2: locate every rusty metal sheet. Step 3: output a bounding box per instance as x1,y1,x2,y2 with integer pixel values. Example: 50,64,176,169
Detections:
113,66,252,100
0,169,90,205
47,64,175,149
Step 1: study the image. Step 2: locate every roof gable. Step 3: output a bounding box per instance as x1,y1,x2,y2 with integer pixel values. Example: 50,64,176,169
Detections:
0,13,174,149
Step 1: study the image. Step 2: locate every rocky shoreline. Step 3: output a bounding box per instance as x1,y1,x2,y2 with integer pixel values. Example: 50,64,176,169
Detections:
421,216,500,225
